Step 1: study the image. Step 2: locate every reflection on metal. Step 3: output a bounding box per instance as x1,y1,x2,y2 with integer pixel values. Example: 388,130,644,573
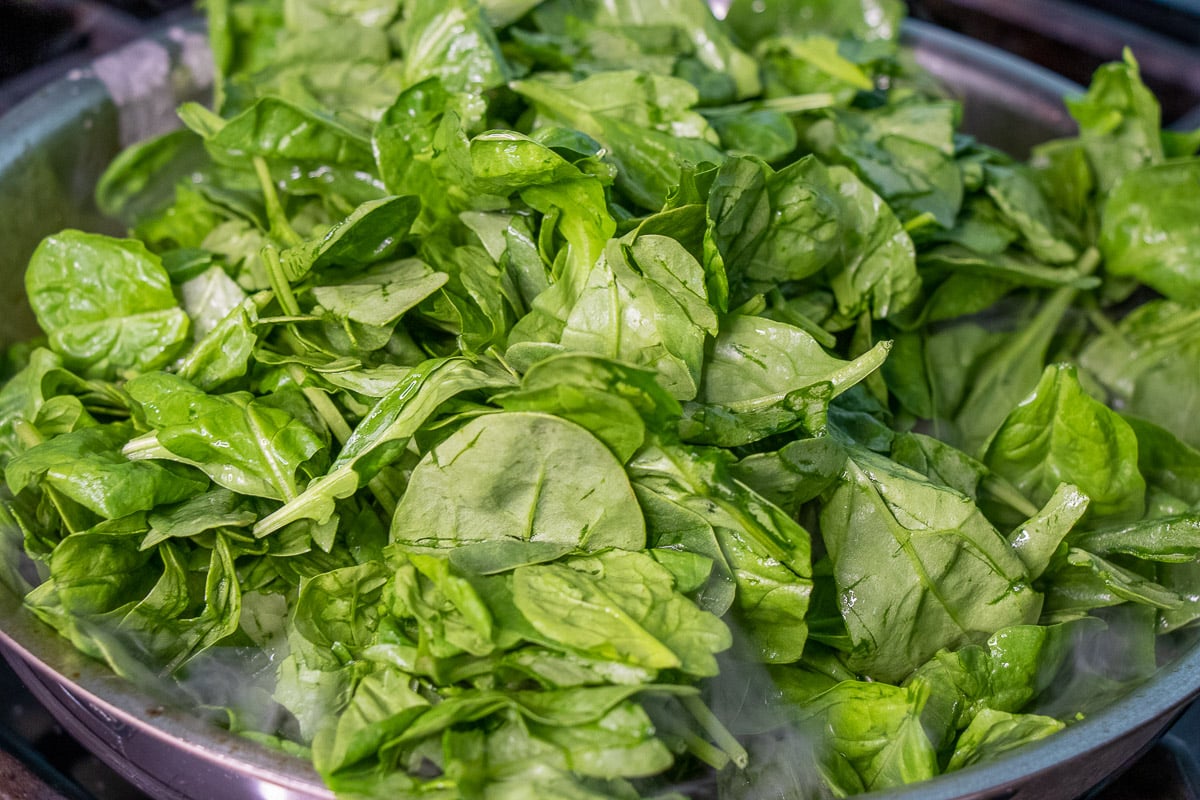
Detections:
906,0,1200,124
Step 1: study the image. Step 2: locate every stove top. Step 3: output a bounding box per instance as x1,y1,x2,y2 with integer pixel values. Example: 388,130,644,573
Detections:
0,655,148,800
1,2,1199,799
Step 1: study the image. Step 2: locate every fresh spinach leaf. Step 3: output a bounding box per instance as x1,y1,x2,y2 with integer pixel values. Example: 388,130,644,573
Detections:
123,373,329,504
24,232,192,378
982,364,1146,524
819,446,1040,682
1066,49,1163,192
512,549,730,677
7,424,208,520
391,412,646,562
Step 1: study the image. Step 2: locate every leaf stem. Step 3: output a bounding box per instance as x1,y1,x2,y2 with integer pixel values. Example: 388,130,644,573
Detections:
256,314,321,325
367,475,399,518
262,243,302,317
681,694,749,769
122,432,173,461
903,211,939,233
486,346,521,380
283,346,397,516
981,474,1039,518
288,365,353,444
702,92,837,117
1082,298,1121,339
767,289,837,349
253,156,302,246
680,729,731,770
1076,245,1101,276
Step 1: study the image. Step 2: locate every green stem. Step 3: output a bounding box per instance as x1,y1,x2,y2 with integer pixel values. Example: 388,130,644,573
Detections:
681,694,749,769
256,314,321,326
903,211,939,234
305,389,353,445
263,243,302,317
250,289,276,310
767,288,837,349
253,156,302,246
284,346,397,516
289,365,353,445
1076,245,1101,276
1082,298,1121,339
367,475,399,518
681,729,730,771
486,346,521,381
652,710,730,770
122,432,176,462
981,474,1039,519
702,92,837,117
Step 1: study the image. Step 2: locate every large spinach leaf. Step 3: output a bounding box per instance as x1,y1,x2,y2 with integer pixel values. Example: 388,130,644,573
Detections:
982,364,1146,524
24,232,191,378
819,447,1041,682
391,412,646,566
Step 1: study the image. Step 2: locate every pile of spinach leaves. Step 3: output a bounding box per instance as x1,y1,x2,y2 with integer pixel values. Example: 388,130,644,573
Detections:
4,0,1200,796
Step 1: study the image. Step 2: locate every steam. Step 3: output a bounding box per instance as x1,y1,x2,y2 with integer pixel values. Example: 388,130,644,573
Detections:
649,633,829,800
